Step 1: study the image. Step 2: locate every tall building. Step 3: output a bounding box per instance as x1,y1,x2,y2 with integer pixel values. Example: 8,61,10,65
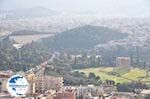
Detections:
26,72,36,95
0,71,13,92
35,76,63,93
116,57,131,71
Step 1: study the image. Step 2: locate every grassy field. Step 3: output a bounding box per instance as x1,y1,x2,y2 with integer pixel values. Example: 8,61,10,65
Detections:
78,67,148,84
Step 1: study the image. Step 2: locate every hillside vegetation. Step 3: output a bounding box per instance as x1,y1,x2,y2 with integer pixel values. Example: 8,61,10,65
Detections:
43,25,128,50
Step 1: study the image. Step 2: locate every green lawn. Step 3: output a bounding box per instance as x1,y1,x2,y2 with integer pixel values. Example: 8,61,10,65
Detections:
122,68,146,81
77,67,148,84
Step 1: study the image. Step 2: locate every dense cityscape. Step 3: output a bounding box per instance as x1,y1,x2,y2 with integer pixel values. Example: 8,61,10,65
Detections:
1,0,150,99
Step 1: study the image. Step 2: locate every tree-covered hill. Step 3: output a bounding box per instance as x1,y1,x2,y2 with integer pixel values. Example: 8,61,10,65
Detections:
0,37,52,71
43,25,128,50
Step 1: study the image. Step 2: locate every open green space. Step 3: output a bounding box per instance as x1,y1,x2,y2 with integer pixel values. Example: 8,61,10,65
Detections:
77,67,149,84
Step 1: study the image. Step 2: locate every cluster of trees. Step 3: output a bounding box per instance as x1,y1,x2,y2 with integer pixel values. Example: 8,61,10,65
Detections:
117,82,148,92
45,65,101,86
72,56,102,69
0,37,16,70
46,50,103,69
0,37,51,71
64,71,101,86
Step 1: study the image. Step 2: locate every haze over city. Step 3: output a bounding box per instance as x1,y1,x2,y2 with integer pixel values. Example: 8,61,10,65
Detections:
0,0,150,17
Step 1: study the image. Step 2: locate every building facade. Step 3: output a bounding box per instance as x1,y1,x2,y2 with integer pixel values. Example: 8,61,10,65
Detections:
116,57,131,71
35,76,63,93
53,91,76,99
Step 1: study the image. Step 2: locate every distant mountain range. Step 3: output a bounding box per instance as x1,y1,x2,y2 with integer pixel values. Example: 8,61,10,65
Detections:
0,7,60,19
43,25,128,50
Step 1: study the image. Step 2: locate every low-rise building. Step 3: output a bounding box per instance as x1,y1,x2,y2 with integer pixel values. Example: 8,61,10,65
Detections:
83,92,100,99
64,85,104,97
110,92,135,99
53,91,76,99
76,85,104,97
140,89,150,98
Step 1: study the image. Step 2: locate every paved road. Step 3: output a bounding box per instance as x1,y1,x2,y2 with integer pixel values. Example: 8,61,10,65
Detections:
26,53,56,76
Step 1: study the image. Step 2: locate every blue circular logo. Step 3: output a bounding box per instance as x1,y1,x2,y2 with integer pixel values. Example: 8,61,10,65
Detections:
7,75,29,97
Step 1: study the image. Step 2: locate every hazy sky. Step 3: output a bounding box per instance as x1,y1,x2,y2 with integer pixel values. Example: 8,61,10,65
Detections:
0,0,150,16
